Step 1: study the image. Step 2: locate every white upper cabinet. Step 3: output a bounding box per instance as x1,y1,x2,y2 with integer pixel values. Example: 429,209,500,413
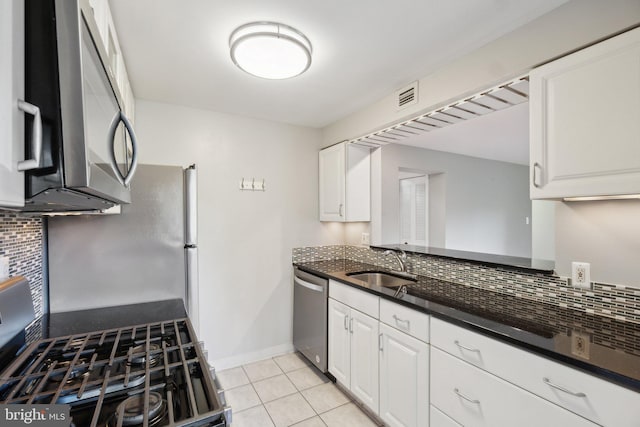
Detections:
319,142,370,221
0,0,24,208
530,27,640,199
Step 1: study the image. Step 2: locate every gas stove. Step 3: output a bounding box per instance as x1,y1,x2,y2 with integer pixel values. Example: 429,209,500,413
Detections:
0,318,229,426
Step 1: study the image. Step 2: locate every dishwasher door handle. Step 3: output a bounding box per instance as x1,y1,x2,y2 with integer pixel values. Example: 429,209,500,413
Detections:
294,277,325,293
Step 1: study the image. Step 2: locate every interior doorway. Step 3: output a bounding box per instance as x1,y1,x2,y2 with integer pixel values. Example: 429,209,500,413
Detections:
399,172,428,246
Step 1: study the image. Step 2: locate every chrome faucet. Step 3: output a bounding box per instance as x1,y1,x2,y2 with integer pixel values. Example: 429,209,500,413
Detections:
384,249,408,272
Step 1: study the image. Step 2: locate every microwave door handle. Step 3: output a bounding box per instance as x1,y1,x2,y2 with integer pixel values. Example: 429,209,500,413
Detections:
119,112,138,186
17,100,42,171
107,111,139,186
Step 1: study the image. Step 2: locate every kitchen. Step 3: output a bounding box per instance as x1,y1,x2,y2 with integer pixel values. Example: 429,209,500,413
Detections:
1,0,640,426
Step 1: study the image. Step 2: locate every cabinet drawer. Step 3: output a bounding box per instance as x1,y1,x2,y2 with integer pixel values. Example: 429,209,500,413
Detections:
380,298,429,343
431,347,596,427
430,405,461,427
431,317,640,427
329,280,378,319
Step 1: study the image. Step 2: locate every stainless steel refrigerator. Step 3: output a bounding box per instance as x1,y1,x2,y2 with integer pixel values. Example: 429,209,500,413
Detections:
47,164,200,333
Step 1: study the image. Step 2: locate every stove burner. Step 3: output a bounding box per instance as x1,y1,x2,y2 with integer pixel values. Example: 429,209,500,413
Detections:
129,343,162,367
49,366,90,385
111,392,166,426
44,359,91,386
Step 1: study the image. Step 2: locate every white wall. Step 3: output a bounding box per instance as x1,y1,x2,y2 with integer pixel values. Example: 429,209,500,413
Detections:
556,201,640,287
135,100,342,368
376,144,532,257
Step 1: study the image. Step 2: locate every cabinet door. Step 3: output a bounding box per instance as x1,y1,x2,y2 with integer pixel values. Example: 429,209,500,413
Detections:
328,298,350,385
319,142,346,221
530,27,640,199
0,0,24,208
379,323,429,427
349,309,379,414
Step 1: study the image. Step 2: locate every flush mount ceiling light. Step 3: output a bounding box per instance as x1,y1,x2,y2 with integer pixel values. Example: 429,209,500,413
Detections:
229,22,312,79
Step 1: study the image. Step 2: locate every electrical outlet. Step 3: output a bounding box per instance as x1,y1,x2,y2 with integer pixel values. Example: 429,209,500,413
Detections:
361,233,370,245
0,256,9,280
571,262,591,289
571,330,591,360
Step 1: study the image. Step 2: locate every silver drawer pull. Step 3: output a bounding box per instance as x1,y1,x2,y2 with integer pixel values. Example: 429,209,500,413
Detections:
454,340,481,353
393,314,410,329
543,377,587,398
343,315,349,331
454,388,480,404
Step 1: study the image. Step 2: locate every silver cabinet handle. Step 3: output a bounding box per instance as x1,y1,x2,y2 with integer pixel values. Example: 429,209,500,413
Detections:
454,388,480,404
294,277,325,293
454,340,481,353
17,100,42,171
343,314,348,330
107,111,139,186
349,317,353,334
338,203,344,217
392,314,410,329
379,333,383,352
532,162,542,188
543,378,586,398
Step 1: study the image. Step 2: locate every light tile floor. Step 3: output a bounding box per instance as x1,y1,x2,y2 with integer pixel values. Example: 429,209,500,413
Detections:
218,352,381,427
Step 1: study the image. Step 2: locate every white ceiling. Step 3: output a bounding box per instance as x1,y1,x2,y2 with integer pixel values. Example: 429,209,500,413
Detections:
109,0,567,129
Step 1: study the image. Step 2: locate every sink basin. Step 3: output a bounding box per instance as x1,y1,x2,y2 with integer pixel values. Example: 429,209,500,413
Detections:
346,271,416,288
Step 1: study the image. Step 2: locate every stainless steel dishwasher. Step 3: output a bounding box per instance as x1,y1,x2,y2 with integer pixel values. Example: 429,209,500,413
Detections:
293,267,328,373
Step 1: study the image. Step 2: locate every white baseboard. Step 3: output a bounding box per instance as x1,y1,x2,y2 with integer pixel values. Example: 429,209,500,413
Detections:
210,343,296,371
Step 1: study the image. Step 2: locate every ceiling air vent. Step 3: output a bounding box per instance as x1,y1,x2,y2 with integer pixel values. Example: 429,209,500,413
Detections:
396,81,418,110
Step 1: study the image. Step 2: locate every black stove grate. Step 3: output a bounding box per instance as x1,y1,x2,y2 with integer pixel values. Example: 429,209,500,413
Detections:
0,319,225,426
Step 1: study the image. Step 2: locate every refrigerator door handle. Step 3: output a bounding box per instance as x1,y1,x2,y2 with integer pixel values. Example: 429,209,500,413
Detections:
184,165,198,246
185,246,200,335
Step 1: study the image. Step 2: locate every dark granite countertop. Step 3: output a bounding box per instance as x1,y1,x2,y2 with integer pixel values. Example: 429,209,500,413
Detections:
43,299,187,338
295,259,640,392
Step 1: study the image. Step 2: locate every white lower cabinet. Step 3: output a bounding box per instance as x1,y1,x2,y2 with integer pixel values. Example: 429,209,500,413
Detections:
431,347,596,427
379,323,429,427
327,297,351,385
431,317,640,426
430,405,461,427
327,282,632,427
350,309,380,411
327,297,379,414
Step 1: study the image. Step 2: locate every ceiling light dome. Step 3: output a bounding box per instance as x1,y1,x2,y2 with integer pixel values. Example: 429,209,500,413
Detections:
229,22,312,80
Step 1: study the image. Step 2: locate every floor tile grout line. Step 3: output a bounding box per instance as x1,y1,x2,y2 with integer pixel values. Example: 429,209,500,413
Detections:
257,358,278,427
222,352,377,426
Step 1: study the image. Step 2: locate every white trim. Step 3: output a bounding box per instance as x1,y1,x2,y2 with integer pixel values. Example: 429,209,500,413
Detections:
210,343,296,371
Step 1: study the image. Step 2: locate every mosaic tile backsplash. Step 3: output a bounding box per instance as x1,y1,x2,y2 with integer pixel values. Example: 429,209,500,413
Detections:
292,245,640,325
0,212,44,317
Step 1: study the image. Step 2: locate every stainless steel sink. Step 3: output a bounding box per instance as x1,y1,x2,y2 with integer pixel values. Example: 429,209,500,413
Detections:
346,271,416,288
